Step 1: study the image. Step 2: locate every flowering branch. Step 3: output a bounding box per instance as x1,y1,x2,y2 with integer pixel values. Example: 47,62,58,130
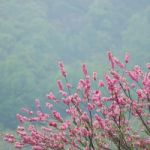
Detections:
2,52,150,150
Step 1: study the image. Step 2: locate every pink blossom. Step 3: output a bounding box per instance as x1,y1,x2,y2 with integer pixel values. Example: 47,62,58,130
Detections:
35,99,40,109
58,61,67,77
93,71,97,81
60,121,70,130
49,121,57,128
87,103,95,111
15,142,23,149
146,63,150,69
21,108,33,115
66,82,72,88
130,83,136,88
81,112,89,121
98,80,105,87
92,90,101,104
79,127,90,137
113,105,120,115
127,71,138,82
59,90,67,97
16,114,28,124
47,92,56,100
114,57,124,68
45,102,53,109
84,75,91,98
77,79,85,90
57,80,64,91
84,146,90,150
125,53,129,63
136,89,145,99
108,51,115,69
53,111,63,122
95,114,105,129
4,134,15,143
66,106,78,119
110,70,120,80
32,146,43,150
82,64,88,76
62,97,71,106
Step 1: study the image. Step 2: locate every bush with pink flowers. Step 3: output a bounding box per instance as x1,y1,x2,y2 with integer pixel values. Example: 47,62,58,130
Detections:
4,52,150,150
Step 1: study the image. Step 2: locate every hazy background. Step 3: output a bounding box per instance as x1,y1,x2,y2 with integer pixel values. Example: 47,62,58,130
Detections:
0,0,150,141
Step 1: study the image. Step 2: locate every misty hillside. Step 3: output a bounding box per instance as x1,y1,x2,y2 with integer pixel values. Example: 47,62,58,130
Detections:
0,0,150,129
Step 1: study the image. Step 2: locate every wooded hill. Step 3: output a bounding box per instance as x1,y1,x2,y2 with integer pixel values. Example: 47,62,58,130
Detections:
0,0,150,129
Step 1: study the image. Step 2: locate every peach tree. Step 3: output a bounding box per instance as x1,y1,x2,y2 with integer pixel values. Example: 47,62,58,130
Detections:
4,52,150,150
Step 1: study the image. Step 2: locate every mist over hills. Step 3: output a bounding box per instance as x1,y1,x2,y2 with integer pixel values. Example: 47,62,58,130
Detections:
0,0,150,129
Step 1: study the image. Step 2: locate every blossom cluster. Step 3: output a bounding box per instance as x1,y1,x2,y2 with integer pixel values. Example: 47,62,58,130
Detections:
4,52,150,150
